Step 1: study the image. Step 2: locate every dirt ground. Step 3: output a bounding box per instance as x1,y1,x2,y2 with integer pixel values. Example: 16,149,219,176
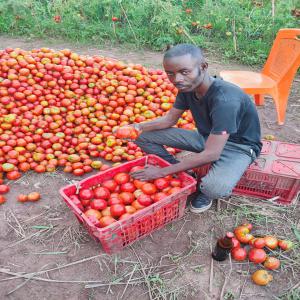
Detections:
0,36,299,300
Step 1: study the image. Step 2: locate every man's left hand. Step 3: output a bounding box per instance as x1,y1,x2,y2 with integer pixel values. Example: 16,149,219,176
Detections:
131,165,166,181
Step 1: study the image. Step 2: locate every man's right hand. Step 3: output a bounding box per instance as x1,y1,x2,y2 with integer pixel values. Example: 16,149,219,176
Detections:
132,123,143,134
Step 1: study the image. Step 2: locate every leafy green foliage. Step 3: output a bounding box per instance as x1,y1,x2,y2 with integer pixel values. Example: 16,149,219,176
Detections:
0,0,298,64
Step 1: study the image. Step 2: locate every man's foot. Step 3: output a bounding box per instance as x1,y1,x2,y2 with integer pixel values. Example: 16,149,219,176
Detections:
190,193,213,213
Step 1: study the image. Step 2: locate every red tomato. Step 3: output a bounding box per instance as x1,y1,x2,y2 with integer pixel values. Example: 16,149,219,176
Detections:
101,179,118,192
114,172,130,185
119,213,133,220
120,182,136,193
93,187,110,199
110,192,120,199
167,186,182,195
18,194,28,202
154,178,169,190
133,179,144,189
0,195,6,204
108,197,123,206
169,178,182,187
79,188,94,200
231,247,247,261
110,204,126,218
6,170,21,180
141,183,157,195
119,192,135,205
137,194,153,206
234,226,254,244
253,238,266,249
73,168,85,176
248,248,267,264
99,216,116,228
0,184,10,194
91,199,107,210
115,126,138,140
152,192,167,202
278,240,293,251
81,199,91,207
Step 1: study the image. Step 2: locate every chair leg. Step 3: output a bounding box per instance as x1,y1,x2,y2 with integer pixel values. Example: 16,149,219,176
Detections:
254,94,265,106
274,93,289,125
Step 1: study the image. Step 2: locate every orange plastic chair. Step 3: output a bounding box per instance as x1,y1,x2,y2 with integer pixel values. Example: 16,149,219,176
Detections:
220,28,300,125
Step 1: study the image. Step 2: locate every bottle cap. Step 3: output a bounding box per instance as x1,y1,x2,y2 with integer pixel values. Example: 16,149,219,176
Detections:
226,232,234,238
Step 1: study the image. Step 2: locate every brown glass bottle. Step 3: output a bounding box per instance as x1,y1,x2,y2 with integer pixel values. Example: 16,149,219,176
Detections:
212,232,234,261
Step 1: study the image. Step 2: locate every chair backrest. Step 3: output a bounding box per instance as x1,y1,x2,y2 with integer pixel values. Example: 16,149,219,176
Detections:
262,28,300,84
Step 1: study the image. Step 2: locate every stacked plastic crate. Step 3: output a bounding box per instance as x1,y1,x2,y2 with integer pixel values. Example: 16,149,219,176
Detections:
196,140,300,205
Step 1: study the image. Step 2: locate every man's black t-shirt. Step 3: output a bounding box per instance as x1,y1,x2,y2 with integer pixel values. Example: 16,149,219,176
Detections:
173,78,262,156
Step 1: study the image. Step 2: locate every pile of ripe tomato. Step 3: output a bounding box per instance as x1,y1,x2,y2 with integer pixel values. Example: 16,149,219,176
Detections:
230,223,293,286
69,165,184,228
0,47,195,179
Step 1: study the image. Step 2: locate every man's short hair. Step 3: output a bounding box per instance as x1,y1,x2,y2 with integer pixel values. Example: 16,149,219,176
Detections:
164,44,204,63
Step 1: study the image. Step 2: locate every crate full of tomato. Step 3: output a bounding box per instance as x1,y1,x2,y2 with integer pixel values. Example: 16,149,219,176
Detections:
60,155,197,253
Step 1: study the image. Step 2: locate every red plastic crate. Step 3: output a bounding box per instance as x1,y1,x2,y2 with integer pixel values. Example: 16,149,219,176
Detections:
196,140,300,205
60,155,196,254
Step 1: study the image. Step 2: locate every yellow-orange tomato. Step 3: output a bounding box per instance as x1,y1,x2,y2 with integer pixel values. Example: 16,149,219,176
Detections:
125,205,137,214
264,257,280,270
99,216,116,228
84,209,102,220
27,192,41,202
132,200,145,210
264,236,278,249
101,207,111,217
251,270,273,286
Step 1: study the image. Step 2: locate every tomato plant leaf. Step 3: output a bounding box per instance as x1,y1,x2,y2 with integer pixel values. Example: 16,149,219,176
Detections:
291,226,300,242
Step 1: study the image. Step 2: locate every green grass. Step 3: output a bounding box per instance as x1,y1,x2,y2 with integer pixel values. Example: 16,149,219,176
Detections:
279,288,300,300
0,0,298,65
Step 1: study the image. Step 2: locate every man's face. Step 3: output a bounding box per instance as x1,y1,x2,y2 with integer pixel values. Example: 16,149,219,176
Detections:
163,54,204,92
